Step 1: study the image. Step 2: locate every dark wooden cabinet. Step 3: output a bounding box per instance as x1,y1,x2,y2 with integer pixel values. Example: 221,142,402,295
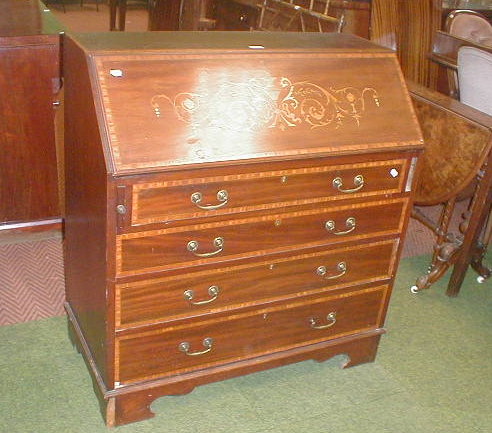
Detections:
63,31,422,427
0,0,63,229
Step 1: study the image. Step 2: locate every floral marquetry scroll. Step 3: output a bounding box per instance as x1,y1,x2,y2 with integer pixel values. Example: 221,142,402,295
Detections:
151,74,381,132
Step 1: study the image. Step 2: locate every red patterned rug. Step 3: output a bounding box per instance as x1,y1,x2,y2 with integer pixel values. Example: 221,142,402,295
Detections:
0,233,65,325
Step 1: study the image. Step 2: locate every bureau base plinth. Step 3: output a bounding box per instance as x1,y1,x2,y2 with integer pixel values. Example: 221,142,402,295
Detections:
108,332,383,426
67,305,383,427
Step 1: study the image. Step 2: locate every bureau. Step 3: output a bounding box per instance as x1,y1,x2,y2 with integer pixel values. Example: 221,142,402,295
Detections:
63,31,422,426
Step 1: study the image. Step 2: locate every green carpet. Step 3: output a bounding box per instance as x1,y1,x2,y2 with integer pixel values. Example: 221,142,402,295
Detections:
1,254,491,432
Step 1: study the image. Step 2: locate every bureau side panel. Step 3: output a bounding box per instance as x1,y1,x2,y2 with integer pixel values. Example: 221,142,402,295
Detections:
63,36,110,384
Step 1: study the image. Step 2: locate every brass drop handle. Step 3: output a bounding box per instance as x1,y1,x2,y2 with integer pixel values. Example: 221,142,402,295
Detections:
178,338,214,356
316,262,347,280
332,175,364,193
325,217,356,235
187,237,224,257
309,312,337,330
183,285,220,305
191,190,229,210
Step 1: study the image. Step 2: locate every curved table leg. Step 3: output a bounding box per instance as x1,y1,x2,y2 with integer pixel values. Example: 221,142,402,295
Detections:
410,199,461,293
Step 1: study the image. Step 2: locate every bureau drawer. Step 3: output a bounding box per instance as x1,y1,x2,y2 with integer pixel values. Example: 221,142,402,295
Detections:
116,285,388,384
116,198,408,276
128,159,410,227
116,240,397,328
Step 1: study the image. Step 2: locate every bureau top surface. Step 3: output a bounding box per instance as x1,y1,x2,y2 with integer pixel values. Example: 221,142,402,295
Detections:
72,31,388,53
69,32,423,175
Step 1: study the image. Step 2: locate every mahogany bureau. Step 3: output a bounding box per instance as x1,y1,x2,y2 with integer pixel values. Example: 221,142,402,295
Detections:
63,31,423,426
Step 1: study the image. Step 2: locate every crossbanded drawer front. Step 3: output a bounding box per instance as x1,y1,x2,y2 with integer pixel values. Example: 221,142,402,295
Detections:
115,285,388,384
116,240,397,328
116,198,407,276
128,159,410,227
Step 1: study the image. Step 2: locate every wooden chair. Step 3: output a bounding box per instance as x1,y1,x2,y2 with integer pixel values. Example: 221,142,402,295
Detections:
444,9,492,98
458,46,492,116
